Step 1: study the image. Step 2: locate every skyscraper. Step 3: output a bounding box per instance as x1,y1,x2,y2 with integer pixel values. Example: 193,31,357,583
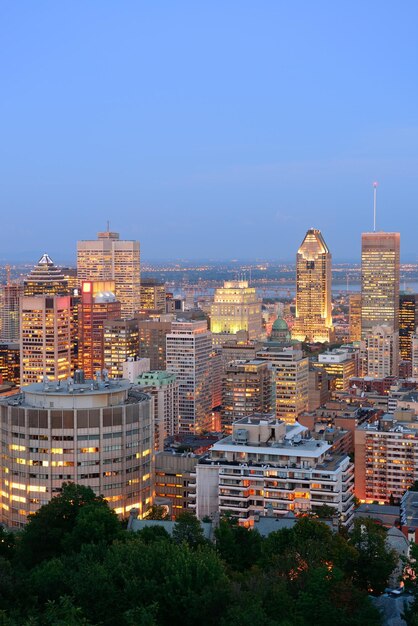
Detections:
20,295,72,385
140,278,166,313
166,320,212,433
24,253,69,296
361,232,400,337
349,293,361,343
291,229,334,343
103,318,139,378
0,283,23,343
210,280,262,344
77,230,140,319
399,293,417,362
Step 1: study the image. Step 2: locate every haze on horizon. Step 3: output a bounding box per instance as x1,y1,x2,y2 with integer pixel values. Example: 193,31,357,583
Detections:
1,2,418,264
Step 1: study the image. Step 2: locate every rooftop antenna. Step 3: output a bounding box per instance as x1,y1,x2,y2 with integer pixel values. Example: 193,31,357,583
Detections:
106,220,110,232
373,182,378,232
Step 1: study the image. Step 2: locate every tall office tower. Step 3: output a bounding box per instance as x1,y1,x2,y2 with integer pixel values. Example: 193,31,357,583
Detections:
399,294,417,361
221,359,273,433
361,232,400,338
103,318,139,378
210,280,262,345
210,347,223,409
0,378,154,526
138,315,173,370
24,253,69,296
365,325,399,378
291,229,334,343
0,283,23,342
0,343,20,385
77,230,140,319
349,293,362,342
140,278,166,313
134,371,179,451
61,267,79,294
257,344,309,424
20,295,72,386
78,281,121,378
166,320,212,433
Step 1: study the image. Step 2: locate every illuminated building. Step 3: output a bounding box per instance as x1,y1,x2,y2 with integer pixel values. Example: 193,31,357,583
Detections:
291,229,334,343
311,349,356,392
61,267,79,294
355,412,418,503
140,278,166,313
77,230,140,319
78,281,121,378
210,281,262,344
0,377,153,527
0,343,20,385
134,371,179,451
413,330,418,378
257,345,308,424
196,415,354,526
349,293,361,342
138,315,173,370
365,324,399,378
166,320,212,433
221,360,273,433
269,314,291,343
103,318,139,378
155,452,199,518
20,295,72,386
361,232,400,338
399,293,417,362
24,254,68,296
210,347,223,409
0,283,23,343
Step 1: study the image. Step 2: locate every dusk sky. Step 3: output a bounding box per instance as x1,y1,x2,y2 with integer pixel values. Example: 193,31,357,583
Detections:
1,2,417,264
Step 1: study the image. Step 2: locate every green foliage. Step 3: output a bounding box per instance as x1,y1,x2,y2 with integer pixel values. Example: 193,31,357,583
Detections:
172,510,206,547
144,504,168,520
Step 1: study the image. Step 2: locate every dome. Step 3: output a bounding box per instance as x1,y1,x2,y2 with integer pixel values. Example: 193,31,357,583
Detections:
272,316,289,332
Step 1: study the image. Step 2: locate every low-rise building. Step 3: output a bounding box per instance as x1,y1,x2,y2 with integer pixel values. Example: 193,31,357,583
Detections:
196,413,354,526
154,451,198,518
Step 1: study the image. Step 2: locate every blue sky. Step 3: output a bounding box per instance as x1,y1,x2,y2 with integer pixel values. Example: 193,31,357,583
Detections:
1,1,417,263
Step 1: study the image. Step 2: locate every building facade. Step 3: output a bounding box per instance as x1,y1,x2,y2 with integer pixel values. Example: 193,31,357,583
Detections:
399,294,417,362
210,281,262,344
291,229,334,343
24,254,69,297
140,279,166,313
196,415,354,526
166,320,212,433
103,318,139,378
77,230,140,319
349,293,362,343
138,316,173,370
0,377,154,527
365,324,399,378
134,371,179,451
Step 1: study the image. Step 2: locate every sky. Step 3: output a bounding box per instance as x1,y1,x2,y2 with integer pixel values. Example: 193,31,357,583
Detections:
1,1,418,264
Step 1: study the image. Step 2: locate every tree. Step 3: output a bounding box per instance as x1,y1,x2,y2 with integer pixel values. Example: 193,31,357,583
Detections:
215,518,262,571
350,518,397,594
17,483,118,567
172,511,206,548
144,505,168,520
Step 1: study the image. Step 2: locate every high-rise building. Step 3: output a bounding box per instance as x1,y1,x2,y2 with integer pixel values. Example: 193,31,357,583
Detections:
221,360,273,433
138,315,173,370
134,371,179,451
0,343,20,385
78,281,121,378
210,281,262,344
140,278,166,313
77,230,140,319
24,254,69,296
103,318,139,378
20,295,72,385
349,293,362,342
0,283,23,343
412,329,418,379
196,415,354,526
361,232,400,338
364,324,399,378
257,344,309,424
166,320,212,433
399,294,417,362
291,229,334,343
0,377,154,527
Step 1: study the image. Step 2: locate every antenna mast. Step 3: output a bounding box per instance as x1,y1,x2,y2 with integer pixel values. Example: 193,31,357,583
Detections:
373,182,378,232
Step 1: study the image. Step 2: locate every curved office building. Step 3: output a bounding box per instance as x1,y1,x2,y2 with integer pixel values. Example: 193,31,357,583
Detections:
0,375,154,527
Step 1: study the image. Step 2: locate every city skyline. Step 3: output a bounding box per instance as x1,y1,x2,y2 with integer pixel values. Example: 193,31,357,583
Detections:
1,3,418,261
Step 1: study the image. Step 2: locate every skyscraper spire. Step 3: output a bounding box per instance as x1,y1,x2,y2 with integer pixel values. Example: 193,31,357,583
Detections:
373,181,378,232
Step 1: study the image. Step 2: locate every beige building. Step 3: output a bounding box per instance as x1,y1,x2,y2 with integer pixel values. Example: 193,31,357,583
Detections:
210,281,262,344
365,324,399,378
155,452,199,518
312,349,357,392
140,279,166,313
104,318,139,378
361,232,400,338
134,371,179,451
349,293,362,342
257,345,308,424
20,295,72,386
0,377,154,527
292,229,334,343
196,415,354,526
77,230,140,319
